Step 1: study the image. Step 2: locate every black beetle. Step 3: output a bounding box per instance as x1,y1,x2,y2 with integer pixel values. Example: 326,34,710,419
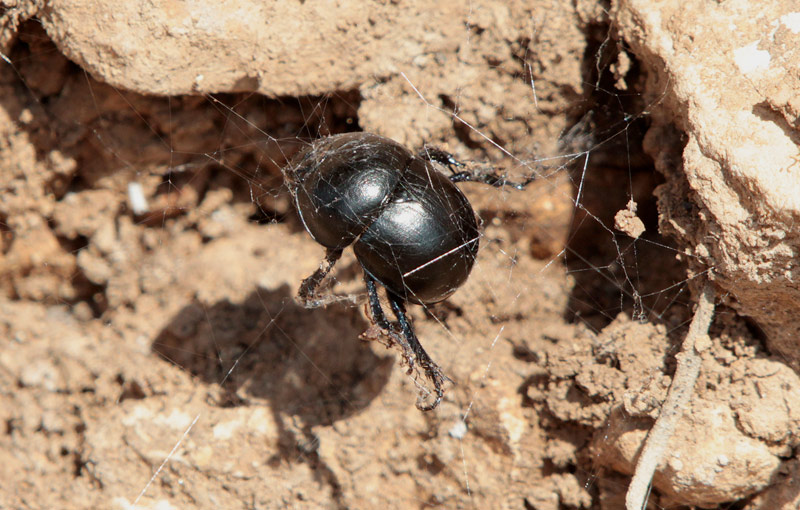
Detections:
285,132,533,410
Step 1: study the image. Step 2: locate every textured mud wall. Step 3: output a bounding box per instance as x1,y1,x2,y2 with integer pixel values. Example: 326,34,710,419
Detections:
1,0,800,509
613,0,800,369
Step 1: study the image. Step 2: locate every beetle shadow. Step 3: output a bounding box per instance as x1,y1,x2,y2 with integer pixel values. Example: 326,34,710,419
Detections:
151,284,393,456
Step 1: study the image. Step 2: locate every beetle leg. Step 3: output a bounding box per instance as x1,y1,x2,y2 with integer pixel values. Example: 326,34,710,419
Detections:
297,247,344,308
363,273,393,330
387,294,445,411
417,146,537,190
364,274,414,367
448,169,535,190
364,273,445,409
416,146,465,170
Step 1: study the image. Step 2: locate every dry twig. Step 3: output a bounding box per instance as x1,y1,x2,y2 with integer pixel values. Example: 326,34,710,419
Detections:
625,281,716,510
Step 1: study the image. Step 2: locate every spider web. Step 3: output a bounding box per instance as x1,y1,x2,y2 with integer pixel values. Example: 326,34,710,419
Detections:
0,8,726,510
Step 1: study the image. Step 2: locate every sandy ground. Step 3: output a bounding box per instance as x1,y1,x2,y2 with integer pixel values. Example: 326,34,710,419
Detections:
1,1,799,509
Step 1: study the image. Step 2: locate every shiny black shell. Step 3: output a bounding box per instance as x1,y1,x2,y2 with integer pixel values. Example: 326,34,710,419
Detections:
287,132,480,304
